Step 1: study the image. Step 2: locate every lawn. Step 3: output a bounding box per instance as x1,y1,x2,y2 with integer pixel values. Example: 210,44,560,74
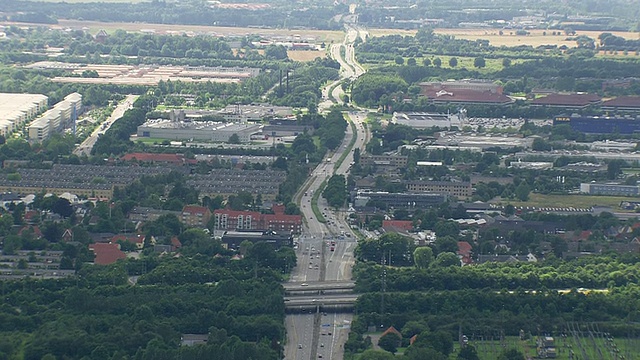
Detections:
494,193,632,210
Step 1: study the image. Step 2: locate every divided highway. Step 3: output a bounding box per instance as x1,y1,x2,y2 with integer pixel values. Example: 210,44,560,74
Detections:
283,19,369,360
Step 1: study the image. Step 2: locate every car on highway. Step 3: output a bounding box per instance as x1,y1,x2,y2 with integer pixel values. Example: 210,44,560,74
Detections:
301,283,308,286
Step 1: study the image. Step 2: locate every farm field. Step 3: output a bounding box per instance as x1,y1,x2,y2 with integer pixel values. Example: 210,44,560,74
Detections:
51,20,345,43
367,28,640,49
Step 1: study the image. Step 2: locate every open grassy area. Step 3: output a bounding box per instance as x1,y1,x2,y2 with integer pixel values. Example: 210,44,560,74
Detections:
288,50,326,62
461,335,640,360
495,193,632,210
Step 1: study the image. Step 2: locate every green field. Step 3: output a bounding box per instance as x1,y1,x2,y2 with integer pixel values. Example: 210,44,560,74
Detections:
495,193,634,210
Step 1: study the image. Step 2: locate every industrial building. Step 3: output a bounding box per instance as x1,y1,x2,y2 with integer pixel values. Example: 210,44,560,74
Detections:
221,230,293,250
580,183,640,196
434,132,534,149
0,93,49,137
554,115,640,134
393,112,462,129
217,104,294,123
353,191,448,209
405,180,473,198
137,119,261,142
359,154,409,169
28,93,82,141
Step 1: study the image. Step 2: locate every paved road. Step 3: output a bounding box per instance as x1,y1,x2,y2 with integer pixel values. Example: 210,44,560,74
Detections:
73,94,138,156
284,19,371,360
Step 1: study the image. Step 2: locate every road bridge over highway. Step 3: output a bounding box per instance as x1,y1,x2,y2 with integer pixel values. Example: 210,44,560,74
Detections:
284,280,355,294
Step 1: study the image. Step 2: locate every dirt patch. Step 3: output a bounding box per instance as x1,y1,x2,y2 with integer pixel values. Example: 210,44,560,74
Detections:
288,50,326,61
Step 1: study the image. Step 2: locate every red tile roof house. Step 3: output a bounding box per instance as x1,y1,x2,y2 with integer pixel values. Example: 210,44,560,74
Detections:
382,220,413,232
379,326,402,346
18,225,43,239
530,93,601,109
89,243,126,265
111,234,146,249
457,241,473,265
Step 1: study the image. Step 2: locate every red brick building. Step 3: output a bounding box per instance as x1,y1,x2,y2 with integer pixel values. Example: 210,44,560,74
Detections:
213,204,302,234
182,205,212,227
89,243,126,265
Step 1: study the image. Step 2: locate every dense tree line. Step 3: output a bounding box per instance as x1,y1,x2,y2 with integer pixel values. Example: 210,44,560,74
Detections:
1,1,346,30
353,255,640,293
269,58,340,109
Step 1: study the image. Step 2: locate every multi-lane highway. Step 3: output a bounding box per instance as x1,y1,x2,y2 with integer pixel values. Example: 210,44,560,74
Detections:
284,17,370,360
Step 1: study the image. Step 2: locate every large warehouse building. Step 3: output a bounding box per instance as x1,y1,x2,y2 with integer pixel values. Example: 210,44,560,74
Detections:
29,93,82,141
137,119,261,143
0,93,49,137
28,93,82,141
554,115,640,134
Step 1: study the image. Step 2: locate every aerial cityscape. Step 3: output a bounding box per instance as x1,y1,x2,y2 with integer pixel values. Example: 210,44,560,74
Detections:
0,0,640,359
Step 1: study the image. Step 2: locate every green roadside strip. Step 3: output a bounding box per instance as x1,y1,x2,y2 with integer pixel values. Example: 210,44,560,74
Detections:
334,118,358,172
311,179,327,223
327,82,340,103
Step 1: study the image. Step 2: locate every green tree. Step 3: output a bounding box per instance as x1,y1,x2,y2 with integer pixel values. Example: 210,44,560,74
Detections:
473,57,486,68
51,197,74,218
357,349,395,360
435,235,458,254
498,348,525,360
432,57,442,67
413,246,433,268
323,175,347,208
228,133,240,144
407,58,417,66
377,332,401,353
394,56,404,65
515,181,531,201
502,58,512,67
435,252,460,267
607,160,625,180
448,57,458,67
458,345,480,360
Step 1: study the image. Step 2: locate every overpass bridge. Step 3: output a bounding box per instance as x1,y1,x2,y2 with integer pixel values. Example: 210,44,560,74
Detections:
284,294,358,313
284,281,358,312
284,280,355,295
